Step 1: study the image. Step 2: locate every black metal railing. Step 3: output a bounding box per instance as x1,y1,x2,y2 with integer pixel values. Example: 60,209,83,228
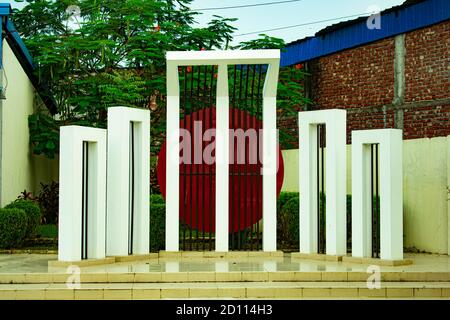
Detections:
178,64,267,251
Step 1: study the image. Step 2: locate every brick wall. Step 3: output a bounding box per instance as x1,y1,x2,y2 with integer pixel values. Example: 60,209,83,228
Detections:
281,20,450,148
310,38,395,109
405,22,450,102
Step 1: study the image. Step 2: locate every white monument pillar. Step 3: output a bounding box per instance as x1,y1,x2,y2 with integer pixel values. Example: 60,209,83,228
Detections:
298,109,347,256
59,126,107,261
351,129,403,260
165,50,280,252
215,63,230,252
106,107,150,256
262,60,280,252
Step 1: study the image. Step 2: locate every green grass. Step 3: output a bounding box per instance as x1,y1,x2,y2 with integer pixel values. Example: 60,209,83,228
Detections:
35,224,58,239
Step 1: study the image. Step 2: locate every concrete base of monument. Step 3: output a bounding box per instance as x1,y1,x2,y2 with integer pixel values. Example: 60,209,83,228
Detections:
159,251,285,259
48,257,116,268
342,256,414,266
291,252,344,262
112,254,159,263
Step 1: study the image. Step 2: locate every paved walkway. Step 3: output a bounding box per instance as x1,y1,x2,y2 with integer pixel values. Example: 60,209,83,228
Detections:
0,252,449,274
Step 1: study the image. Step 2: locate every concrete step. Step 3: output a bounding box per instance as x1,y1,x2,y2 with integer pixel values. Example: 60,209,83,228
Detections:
0,281,449,299
1,271,450,284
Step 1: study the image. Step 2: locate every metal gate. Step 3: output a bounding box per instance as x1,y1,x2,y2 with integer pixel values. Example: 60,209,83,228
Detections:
175,64,275,251
159,65,283,251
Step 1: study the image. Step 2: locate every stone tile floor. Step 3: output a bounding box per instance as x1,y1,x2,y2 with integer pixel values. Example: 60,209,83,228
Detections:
0,253,449,274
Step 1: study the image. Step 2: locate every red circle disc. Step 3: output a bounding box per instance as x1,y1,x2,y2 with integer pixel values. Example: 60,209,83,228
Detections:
157,107,284,233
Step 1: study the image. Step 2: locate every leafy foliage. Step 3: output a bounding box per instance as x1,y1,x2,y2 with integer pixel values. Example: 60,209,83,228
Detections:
14,1,310,156
0,208,28,249
5,200,41,238
277,192,299,213
150,200,165,252
150,193,165,205
278,196,299,246
13,0,237,158
38,181,59,224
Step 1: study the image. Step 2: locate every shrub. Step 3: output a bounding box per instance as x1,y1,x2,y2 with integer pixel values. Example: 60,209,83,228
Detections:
5,200,41,238
150,202,165,252
277,192,299,212
38,181,59,224
280,197,300,245
0,208,28,248
150,194,165,205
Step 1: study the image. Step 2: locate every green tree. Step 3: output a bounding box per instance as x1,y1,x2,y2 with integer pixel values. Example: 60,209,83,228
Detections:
14,1,310,157
13,0,237,158
237,34,312,148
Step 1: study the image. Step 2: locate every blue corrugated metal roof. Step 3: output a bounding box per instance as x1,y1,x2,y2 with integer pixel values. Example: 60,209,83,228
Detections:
0,3,10,16
281,0,450,67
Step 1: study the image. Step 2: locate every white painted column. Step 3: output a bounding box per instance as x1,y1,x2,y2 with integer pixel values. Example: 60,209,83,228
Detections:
165,61,180,252
298,109,347,256
106,107,150,256
380,130,403,260
215,63,229,252
325,111,347,255
351,142,372,257
262,60,280,252
351,129,403,260
299,122,318,253
58,126,107,262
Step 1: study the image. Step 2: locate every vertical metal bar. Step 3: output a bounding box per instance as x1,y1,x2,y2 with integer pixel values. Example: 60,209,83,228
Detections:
230,65,237,250
196,67,201,251
375,144,380,258
250,65,257,251
81,141,88,260
129,122,135,255
189,67,194,251
371,144,375,258
321,124,326,253
237,65,244,250
316,125,320,253
209,65,214,251
256,65,263,119
256,64,263,250
182,66,187,251
202,66,207,251
85,142,88,259
243,65,250,251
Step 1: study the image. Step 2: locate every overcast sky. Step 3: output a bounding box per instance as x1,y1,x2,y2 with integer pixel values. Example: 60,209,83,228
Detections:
1,0,406,45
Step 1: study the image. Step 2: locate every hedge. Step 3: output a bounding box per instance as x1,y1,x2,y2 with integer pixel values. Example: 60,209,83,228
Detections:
5,200,41,238
277,192,298,212
279,196,299,245
0,208,28,249
150,194,165,205
277,192,373,252
150,202,165,252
